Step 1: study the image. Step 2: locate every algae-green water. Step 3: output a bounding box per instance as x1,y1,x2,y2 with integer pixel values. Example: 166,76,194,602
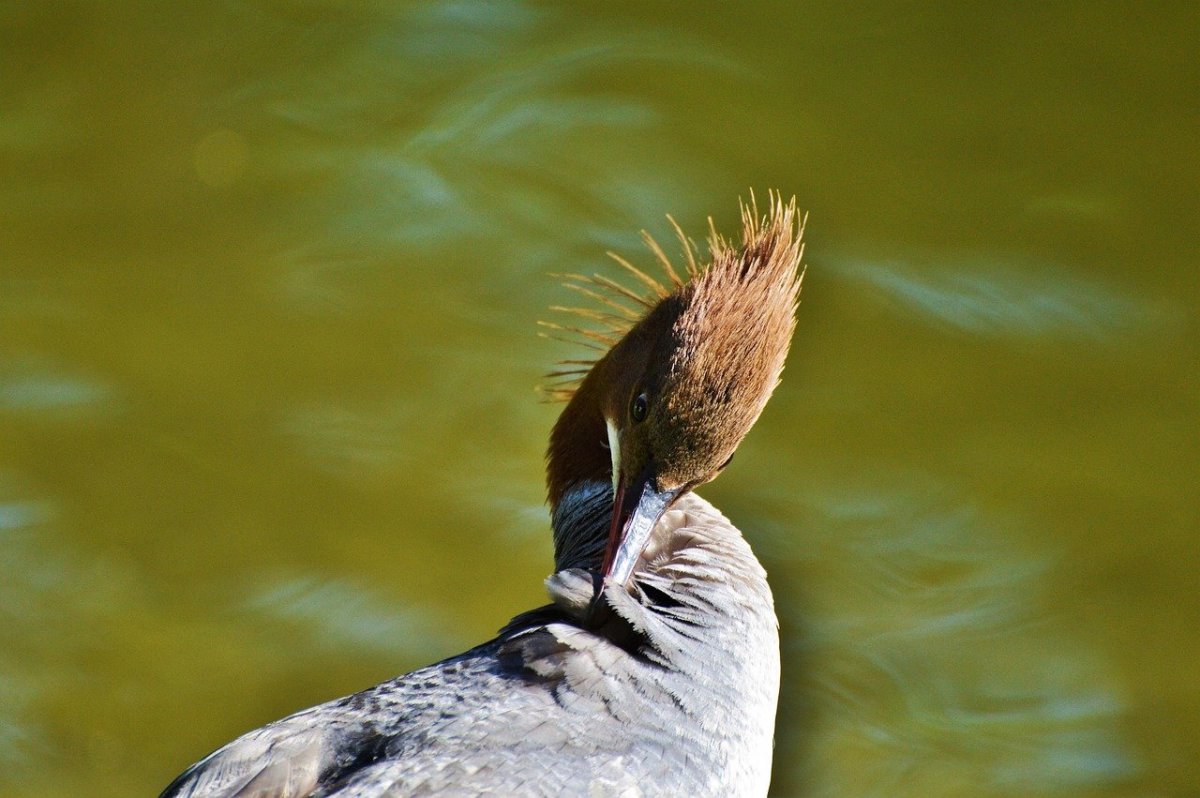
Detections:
2,4,1196,795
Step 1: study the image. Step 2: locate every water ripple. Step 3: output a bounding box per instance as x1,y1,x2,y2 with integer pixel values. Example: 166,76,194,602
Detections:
0,358,114,414
224,2,737,311
834,256,1173,341
0,485,122,774
239,571,457,660
280,401,416,477
749,477,1136,795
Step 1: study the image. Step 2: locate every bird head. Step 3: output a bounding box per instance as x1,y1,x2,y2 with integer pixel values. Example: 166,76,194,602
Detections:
546,193,804,586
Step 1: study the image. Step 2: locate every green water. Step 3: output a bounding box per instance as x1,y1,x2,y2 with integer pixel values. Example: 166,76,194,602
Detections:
2,3,1196,796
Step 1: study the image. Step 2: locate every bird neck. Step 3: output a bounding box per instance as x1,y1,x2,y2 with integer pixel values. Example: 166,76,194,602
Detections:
550,479,611,572
546,369,612,511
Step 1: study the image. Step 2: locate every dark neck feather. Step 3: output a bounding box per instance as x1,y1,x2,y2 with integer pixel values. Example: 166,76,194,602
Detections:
550,480,611,571
545,370,611,510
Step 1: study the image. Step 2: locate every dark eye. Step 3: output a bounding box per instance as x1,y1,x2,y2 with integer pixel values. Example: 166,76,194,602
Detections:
630,392,648,423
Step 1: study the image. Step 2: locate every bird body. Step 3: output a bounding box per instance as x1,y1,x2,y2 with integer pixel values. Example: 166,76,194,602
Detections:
165,485,778,797
163,195,803,797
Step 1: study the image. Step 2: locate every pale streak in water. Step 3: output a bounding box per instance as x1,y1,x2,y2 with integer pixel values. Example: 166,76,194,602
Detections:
0,499,50,768
834,257,1173,341
0,489,125,771
239,571,458,660
747,477,1136,795
0,358,113,414
280,401,416,478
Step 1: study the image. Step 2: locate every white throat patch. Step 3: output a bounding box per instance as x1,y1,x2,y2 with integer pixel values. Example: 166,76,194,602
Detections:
604,417,621,492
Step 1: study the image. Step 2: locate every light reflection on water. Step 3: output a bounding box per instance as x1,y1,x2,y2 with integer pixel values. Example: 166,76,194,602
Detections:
239,571,458,660
0,359,114,414
0,485,129,778
282,400,417,477
746,480,1135,795
2,1,1195,796
832,256,1176,342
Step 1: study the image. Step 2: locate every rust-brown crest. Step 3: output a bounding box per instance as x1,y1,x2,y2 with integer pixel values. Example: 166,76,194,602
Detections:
539,191,806,403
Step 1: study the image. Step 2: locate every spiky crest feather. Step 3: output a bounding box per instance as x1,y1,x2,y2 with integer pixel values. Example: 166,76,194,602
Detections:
540,191,805,401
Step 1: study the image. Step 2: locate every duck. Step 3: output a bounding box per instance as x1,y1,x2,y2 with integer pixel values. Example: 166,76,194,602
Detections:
161,192,805,797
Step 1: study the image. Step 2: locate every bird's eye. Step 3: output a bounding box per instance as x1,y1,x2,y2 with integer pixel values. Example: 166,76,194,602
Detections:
630,393,649,423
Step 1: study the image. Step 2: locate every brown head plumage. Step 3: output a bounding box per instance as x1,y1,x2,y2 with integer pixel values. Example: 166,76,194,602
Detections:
545,193,805,530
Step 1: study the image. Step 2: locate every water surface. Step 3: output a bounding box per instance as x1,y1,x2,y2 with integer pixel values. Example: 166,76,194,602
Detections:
2,3,1196,796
